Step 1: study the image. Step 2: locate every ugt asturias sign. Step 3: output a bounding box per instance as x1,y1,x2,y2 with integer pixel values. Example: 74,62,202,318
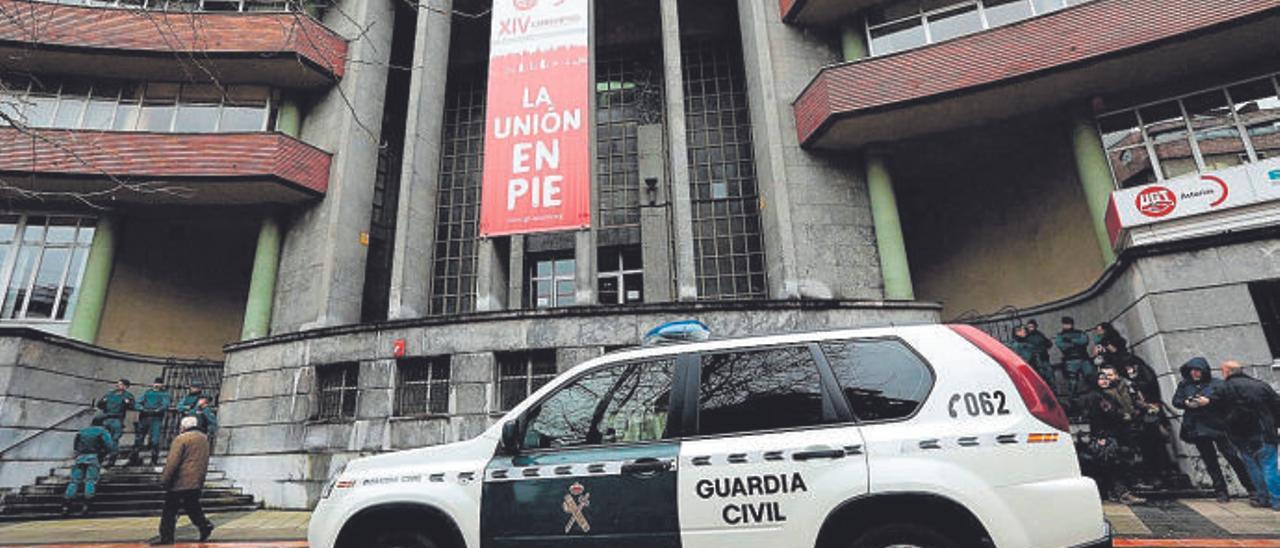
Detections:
479,0,591,237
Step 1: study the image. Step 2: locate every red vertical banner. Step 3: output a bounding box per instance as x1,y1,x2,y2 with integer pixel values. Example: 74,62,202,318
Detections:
480,0,591,237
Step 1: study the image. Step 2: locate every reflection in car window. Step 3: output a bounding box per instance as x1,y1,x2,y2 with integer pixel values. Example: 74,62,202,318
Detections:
523,359,673,449
821,339,933,421
697,346,825,436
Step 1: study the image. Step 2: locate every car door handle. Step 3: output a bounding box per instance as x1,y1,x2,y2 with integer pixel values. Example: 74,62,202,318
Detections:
621,458,672,476
792,448,846,461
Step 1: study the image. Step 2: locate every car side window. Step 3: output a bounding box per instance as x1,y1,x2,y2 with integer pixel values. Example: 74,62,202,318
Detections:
522,359,674,450
696,345,826,436
821,339,933,421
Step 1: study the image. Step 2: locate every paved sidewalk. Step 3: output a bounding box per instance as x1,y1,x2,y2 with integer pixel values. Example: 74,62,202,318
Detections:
0,500,1276,546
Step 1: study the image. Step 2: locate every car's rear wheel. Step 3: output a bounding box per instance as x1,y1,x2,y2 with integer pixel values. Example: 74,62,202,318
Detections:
368,528,441,548
849,522,960,548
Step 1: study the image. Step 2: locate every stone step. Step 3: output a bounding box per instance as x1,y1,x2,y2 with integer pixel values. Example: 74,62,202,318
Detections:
41,471,228,484
1,495,258,515
0,503,261,522
10,486,245,502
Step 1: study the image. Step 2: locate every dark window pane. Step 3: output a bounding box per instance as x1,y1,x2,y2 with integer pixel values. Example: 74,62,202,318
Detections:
822,339,934,421
1231,78,1280,161
697,346,825,435
1140,101,1197,180
524,359,672,449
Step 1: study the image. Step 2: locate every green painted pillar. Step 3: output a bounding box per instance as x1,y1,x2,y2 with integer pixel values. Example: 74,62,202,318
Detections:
1069,110,1119,265
841,18,868,61
241,216,282,340
68,215,118,343
866,149,915,301
276,98,302,138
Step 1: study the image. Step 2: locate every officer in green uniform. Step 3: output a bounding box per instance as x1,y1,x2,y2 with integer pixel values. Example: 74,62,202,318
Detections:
177,381,205,417
94,379,135,467
195,397,218,440
1010,325,1040,373
131,377,171,466
1024,320,1056,384
1055,316,1095,400
62,414,115,516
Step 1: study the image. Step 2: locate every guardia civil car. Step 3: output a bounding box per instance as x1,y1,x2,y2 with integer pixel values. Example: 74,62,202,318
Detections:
308,323,1111,548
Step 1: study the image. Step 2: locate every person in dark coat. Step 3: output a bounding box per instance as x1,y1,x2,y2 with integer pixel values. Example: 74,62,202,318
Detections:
1056,316,1094,399
94,379,135,467
156,416,214,545
1173,357,1256,502
1122,354,1162,405
1092,322,1128,356
1216,360,1280,510
1077,370,1146,505
1113,355,1174,487
62,414,115,516
132,377,171,466
177,381,205,417
1011,324,1053,384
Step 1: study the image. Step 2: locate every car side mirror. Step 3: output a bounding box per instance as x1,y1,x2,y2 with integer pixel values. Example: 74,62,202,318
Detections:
501,420,521,455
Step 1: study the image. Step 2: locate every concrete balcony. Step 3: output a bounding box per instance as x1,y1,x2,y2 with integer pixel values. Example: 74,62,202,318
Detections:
0,0,347,87
0,128,330,204
793,0,1280,149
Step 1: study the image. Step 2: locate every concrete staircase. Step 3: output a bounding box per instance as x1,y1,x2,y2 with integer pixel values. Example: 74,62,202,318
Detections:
0,449,259,521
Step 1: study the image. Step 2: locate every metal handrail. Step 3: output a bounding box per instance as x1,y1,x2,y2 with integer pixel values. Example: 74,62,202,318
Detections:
0,407,95,459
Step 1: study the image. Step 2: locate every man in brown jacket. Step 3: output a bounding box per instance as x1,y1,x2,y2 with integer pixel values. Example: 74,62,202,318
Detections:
153,416,214,545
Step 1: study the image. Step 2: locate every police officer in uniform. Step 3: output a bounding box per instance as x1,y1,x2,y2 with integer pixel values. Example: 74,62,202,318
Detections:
1056,316,1095,401
131,377,171,466
177,381,205,418
195,397,218,439
62,414,115,516
95,379,135,467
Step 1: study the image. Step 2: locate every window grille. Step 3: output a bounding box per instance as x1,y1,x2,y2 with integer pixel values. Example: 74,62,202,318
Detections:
596,54,664,229
0,76,272,133
1249,280,1280,360
316,363,359,420
395,357,451,416
682,43,767,300
0,215,95,322
496,350,557,412
429,74,486,316
40,0,296,12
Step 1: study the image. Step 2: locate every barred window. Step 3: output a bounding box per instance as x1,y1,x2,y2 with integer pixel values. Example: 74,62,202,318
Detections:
429,74,486,316
497,350,557,412
596,54,664,229
316,363,359,421
30,0,295,12
682,44,767,300
527,253,576,309
395,357,451,416
0,214,95,322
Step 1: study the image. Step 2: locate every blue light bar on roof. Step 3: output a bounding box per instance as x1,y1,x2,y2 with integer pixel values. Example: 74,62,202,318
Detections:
643,320,711,346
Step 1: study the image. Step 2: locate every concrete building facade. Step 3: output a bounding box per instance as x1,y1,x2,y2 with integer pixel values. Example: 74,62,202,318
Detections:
0,0,1279,510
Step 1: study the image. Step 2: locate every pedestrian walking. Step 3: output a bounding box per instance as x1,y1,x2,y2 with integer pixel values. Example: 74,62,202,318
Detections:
1173,357,1257,502
1216,360,1280,510
61,414,115,516
1056,316,1094,401
154,416,215,545
176,381,204,417
131,377,171,466
94,379,135,467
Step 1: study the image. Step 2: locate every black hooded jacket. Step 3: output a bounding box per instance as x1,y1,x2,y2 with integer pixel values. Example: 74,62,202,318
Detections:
1172,357,1227,441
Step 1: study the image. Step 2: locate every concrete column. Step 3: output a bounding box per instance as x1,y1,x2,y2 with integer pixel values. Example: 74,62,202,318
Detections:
660,0,699,301
241,215,282,340
1069,109,1119,265
507,236,525,308
576,0,598,307
388,0,453,319
475,238,509,312
276,98,302,137
840,18,868,61
638,123,673,302
67,215,118,343
865,148,914,300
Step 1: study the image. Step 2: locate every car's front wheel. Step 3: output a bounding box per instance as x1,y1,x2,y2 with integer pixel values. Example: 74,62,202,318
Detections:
848,522,960,548
367,528,442,548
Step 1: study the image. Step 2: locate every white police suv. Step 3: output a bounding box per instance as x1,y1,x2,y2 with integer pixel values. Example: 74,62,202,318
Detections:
309,323,1111,548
